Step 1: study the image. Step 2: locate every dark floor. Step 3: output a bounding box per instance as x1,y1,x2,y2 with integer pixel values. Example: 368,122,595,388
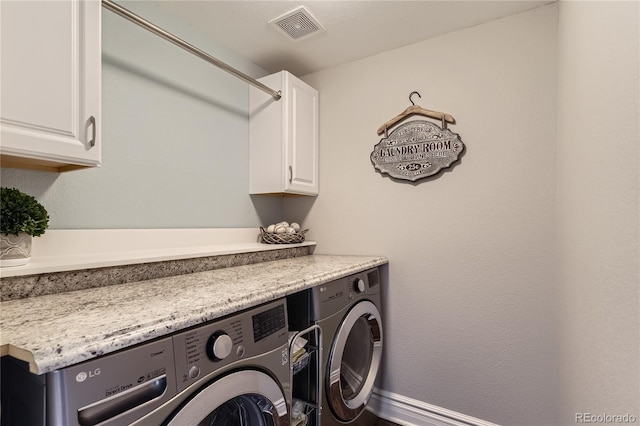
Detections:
354,409,402,426
375,420,401,426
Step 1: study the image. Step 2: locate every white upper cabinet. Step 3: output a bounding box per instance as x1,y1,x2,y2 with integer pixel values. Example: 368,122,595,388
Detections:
0,0,101,172
249,71,318,196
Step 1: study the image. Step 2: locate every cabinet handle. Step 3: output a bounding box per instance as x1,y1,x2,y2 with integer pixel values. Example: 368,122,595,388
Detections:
289,166,293,183
89,116,96,148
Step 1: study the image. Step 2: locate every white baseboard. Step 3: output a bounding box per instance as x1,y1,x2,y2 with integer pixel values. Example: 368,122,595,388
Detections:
368,388,499,426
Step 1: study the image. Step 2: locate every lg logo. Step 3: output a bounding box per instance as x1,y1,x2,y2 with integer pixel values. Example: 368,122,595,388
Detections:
75,368,101,382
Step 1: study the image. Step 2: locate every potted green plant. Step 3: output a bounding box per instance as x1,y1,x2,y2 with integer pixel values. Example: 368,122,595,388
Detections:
0,187,49,267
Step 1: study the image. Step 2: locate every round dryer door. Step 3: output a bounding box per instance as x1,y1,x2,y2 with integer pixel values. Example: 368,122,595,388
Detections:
327,300,383,422
166,370,288,426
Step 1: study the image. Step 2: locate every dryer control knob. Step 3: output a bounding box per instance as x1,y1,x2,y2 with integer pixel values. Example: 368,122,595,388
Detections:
354,278,366,293
206,332,233,361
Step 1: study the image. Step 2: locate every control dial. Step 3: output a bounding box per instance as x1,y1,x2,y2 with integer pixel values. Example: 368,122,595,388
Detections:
353,278,366,293
206,331,233,361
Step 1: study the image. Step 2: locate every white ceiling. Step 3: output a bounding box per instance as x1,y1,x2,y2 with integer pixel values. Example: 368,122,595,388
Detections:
154,1,552,76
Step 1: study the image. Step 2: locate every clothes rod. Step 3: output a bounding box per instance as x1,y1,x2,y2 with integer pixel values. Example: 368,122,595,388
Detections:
101,0,281,100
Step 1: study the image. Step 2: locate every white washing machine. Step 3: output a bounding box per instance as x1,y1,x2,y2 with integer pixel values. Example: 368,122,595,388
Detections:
1,298,291,426
287,268,384,426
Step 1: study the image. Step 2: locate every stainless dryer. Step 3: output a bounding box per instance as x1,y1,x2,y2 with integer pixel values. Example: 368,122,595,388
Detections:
1,298,291,426
287,268,384,426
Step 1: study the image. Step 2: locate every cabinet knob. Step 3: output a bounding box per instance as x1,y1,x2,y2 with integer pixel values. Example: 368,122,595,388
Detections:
88,116,96,148
289,166,293,183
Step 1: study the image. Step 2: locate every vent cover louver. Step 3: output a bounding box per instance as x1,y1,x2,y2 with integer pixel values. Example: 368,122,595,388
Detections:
269,6,325,41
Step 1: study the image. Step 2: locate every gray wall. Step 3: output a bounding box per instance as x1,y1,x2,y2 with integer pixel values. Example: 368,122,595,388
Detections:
287,4,559,425
0,1,283,229
286,2,639,424
557,0,639,421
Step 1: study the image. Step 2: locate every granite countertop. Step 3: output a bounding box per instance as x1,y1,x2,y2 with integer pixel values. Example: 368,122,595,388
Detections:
0,254,388,375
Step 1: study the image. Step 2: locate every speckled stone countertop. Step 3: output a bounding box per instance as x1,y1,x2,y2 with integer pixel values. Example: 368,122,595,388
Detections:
0,254,388,375
0,245,313,301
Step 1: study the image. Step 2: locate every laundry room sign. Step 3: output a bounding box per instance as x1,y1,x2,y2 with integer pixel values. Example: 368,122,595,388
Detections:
372,92,464,182
370,120,464,181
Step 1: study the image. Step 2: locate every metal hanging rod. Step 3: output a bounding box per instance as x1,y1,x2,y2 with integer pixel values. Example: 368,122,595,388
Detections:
101,0,281,100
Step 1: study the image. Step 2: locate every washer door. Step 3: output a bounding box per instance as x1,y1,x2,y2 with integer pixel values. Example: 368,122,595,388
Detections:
166,370,287,426
327,300,383,422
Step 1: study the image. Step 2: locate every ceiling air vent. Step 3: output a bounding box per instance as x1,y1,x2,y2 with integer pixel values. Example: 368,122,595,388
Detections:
269,6,325,41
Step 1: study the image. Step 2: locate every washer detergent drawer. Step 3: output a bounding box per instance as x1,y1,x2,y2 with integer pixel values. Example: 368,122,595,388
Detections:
47,337,177,426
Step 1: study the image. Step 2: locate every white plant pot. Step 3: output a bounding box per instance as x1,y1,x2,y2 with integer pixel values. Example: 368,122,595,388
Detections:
0,233,32,267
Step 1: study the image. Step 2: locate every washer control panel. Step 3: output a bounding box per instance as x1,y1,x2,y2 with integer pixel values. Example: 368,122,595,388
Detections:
172,299,288,392
309,267,381,319
252,303,286,342
318,268,380,304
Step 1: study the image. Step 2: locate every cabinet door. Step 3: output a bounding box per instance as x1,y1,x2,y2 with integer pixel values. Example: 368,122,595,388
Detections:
286,76,318,195
250,71,318,196
0,0,101,172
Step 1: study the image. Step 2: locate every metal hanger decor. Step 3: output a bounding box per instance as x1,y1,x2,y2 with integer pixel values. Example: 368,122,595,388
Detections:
377,92,455,137
370,91,464,182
